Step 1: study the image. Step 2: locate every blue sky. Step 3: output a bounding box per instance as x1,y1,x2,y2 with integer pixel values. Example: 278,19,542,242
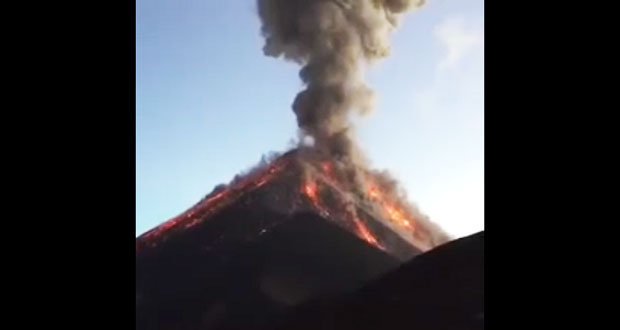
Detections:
136,0,484,238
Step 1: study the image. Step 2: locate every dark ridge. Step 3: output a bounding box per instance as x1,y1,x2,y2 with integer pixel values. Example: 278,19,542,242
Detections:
263,231,484,330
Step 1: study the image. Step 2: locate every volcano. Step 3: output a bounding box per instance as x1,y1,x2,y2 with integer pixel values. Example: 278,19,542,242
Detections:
136,149,450,330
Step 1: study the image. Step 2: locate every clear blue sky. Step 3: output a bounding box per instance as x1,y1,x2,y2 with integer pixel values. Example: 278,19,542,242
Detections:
136,0,484,238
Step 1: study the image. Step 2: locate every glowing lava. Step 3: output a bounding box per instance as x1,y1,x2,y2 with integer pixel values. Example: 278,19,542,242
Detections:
138,151,421,254
302,179,331,217
304,181,318,203
352,215,383,250
366,183,416,233
139,156,292,248
301,175,385,250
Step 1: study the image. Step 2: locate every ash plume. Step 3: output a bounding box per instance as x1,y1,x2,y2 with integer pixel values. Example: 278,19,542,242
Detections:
257,0,450,245
258,0,424,162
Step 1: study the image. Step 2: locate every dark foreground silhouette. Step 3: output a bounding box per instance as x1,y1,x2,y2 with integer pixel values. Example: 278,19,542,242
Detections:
264,231,484,330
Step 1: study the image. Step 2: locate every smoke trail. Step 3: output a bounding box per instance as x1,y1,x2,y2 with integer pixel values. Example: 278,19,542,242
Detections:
258,0,424,163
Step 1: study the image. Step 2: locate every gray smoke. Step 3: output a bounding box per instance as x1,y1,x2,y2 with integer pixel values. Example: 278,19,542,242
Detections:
258,0,424,163
258,0,451,245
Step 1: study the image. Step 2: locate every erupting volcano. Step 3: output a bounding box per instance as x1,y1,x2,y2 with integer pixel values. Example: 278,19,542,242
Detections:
137,148,449,258
136,1,472,329
137,0,451,256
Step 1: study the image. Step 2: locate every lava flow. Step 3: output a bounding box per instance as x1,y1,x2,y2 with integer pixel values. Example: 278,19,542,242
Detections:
139,155,292,248
366,182,416,233
300,172,384,251
312,158,418,237
351,215,383,249
138,150,442,254
302,179,331,218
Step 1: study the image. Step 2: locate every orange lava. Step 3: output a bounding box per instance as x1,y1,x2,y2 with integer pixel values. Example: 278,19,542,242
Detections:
302,179,331,217
366,183,416,232
139,157,292,248
304,181,319,203
138,154,417,254
302,176,383,250
352,216,383,249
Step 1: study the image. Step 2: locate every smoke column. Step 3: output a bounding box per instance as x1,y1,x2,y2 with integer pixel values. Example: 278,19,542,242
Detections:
258,0,424,163
258,0,450,245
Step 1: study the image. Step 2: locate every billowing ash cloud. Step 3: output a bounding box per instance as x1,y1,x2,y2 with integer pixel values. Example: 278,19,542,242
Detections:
258,0,424,162
257,0,451,244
